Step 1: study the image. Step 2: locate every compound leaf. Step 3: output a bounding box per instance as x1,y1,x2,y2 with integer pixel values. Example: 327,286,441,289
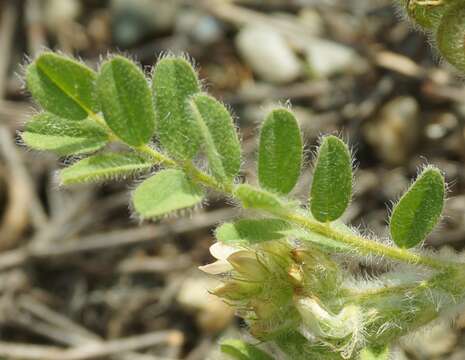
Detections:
216,218,291,245
221,339,273,360
26,52,98,120
22,113,108,155
60,152,152,185
152,56,201,159
258,108,302,195
97,56,156,146
390,167,445,249
189,93,241,182
133,169,204,218
310,135,352,222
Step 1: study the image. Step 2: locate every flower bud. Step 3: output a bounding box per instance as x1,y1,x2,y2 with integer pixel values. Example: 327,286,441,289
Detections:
250,299,277,320
212,280,261,301
227,251,269,281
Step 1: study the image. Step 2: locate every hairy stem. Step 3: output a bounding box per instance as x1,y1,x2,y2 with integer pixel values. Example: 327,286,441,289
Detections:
284,213,450,270
91,113,460,271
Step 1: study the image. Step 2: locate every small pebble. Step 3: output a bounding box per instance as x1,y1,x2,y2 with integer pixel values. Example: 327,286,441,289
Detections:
425,113,457,140
44,0,82,30
236,25,302,84
304,39,365,78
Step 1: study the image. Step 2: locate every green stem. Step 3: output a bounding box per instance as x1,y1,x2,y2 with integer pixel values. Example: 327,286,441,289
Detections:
345,268,465,303
136,144,176,166
284,213,450,270
183,161,234,193
89,113,459,271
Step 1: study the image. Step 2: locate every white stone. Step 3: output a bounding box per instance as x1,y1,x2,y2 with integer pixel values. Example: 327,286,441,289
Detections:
236,25,302,84
305,39,362,78
45,0,82,29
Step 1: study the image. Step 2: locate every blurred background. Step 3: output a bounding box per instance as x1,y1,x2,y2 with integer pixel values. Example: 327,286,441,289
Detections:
1,0,465,359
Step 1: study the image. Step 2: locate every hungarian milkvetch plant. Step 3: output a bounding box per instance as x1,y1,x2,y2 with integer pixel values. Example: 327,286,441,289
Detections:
19,6,465,358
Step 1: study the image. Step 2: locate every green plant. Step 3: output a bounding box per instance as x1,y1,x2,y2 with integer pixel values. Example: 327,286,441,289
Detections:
398,0,465,72
20,8,465,358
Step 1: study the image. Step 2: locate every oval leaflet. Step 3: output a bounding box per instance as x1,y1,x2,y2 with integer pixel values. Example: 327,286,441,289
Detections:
258,108,302,195
97,56,156,146
26,52,98,120
133,169,204,219
389,167,445,248
310,135,352,222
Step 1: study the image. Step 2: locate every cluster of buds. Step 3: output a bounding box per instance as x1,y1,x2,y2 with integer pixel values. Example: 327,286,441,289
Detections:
200,239,465,359
200,239,370,358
